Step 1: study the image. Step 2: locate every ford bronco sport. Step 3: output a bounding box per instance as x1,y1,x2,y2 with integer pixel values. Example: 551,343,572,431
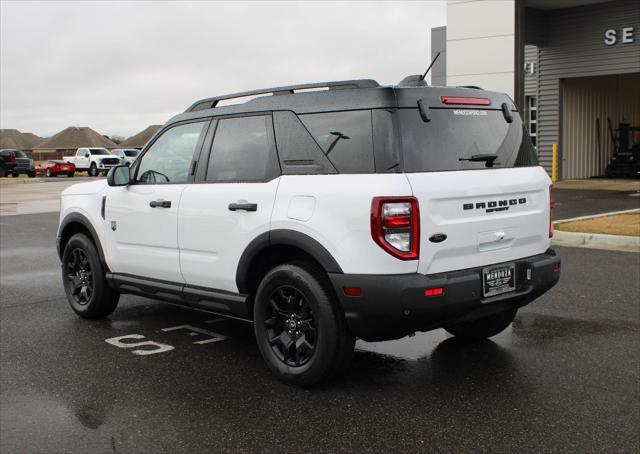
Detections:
57,77,560,386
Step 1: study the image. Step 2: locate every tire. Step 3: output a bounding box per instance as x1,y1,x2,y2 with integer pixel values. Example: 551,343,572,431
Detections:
11,172,18,177
253,262,355,387
62,233,119,319
0,168,5,177
89,163,98,177
68,172,74,178
445,308,517,340
28,171,35,178
46,169,52,177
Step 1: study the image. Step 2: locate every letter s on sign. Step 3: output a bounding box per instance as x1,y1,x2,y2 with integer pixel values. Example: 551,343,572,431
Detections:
604,29,617,45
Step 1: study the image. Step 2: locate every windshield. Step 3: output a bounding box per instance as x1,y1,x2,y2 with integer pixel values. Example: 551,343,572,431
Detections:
13,150,28,159
124,150,139,157
398,108,538,172
89,148,109,155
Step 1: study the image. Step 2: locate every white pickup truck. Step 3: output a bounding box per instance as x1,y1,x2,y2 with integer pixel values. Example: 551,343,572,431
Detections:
64,148,122,176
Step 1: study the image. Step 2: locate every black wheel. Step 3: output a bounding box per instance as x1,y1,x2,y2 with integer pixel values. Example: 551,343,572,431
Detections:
445,309,517,340
89,163,98,177
46,169,52,177
253,263,355,386
28,171,35,178
11,172,18,177
0,168,5,177
62,233,119,319
67,172,74,178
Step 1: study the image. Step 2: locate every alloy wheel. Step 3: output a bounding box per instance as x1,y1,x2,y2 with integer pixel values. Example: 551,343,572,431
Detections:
265,285,317,367
65,248,93,305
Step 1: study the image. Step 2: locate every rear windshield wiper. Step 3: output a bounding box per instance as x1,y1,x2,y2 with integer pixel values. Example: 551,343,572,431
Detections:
459,153,499,168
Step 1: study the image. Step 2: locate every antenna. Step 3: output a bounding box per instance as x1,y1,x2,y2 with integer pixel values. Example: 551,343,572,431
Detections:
421,52,441,81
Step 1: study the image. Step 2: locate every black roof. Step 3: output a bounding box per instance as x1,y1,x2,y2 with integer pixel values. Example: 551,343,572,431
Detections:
167,77,514,126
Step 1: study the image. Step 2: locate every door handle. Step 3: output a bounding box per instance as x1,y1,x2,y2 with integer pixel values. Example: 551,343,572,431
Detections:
228,202,257,212
149,200,171,208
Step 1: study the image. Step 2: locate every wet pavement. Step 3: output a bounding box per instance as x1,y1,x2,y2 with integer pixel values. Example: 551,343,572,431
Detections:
553,188,639,220
1,213,639,453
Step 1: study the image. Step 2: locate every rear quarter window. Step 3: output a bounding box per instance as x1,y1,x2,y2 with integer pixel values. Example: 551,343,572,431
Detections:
299,110,375,173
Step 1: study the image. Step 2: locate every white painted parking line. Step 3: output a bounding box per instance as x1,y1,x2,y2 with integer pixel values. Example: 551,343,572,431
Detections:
161,324,228,344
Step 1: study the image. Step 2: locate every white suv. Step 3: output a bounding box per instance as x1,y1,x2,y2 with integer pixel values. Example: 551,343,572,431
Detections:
57,78,560,386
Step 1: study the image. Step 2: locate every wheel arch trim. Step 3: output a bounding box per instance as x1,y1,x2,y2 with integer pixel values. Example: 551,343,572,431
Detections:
236,229,343,294
57,212,109,272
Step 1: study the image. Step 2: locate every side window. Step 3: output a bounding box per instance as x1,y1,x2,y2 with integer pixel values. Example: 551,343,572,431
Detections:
206,115,279,182
299,110,375,173
76,149,84,157
136,121,206,184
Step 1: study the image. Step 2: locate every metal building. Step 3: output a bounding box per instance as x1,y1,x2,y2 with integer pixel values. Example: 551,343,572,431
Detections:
432,0,640,180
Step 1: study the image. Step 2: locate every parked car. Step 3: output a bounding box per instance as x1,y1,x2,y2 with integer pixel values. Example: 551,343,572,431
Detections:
111,148,141,166
0,149,17,177
36,160,76,177
57,77,560,386
0,149,35,177
63,148,120,176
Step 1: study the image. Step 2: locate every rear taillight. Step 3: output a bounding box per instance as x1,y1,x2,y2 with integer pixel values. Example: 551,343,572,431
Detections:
440,96,491,106
549,185,555,238
371,197,419,260
10,152,16,163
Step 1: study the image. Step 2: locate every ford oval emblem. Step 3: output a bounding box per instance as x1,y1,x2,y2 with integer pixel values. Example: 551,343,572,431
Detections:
429,233,447,243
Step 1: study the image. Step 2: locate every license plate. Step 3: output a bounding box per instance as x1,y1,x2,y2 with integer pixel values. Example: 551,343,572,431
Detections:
482,264,516,298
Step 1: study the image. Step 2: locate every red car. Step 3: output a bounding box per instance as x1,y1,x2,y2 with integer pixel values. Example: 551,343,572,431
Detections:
36,160,76,177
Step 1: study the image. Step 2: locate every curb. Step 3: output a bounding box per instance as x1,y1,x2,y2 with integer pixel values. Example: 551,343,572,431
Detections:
0,178,46,185
552,230,640,252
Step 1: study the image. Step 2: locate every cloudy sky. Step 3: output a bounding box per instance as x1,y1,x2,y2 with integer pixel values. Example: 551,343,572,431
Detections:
1,1,445,138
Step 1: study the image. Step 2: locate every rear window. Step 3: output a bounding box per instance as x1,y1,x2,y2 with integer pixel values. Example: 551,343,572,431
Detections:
398,108,538,172
299,111,374,173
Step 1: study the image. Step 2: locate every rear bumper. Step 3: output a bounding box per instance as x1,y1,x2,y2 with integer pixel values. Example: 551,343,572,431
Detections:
328,249,560,341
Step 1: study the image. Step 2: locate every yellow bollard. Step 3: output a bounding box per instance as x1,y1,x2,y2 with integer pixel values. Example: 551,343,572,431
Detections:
551,144,558,183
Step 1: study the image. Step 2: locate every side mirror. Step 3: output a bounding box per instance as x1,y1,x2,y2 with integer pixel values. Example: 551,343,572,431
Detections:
85,153,90,158
107,165,131,187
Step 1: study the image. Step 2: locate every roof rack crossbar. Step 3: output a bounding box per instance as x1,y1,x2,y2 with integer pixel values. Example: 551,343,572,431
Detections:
186,79,380,112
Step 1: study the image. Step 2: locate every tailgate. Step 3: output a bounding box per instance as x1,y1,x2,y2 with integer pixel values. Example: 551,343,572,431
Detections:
406,166,551,275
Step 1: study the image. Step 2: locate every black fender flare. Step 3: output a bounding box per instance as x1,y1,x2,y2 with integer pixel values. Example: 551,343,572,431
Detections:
236,229,343,294
57,212,109,271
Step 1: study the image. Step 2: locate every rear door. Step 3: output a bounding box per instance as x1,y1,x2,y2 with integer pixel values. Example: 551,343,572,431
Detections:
179,114,280,296
396,94,551,275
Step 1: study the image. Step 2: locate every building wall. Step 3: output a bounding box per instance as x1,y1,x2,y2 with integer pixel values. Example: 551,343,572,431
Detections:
430,26,447,86
535,0,640,176
446,0,515,96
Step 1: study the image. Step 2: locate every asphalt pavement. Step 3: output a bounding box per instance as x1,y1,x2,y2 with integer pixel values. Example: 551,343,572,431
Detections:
1,212,639,453
553,188,639,220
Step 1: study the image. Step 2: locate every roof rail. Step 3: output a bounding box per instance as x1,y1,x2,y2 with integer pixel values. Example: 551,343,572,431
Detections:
185,79,380,112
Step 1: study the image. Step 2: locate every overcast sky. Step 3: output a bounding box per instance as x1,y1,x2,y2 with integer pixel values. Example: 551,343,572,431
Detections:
1,1,445,138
